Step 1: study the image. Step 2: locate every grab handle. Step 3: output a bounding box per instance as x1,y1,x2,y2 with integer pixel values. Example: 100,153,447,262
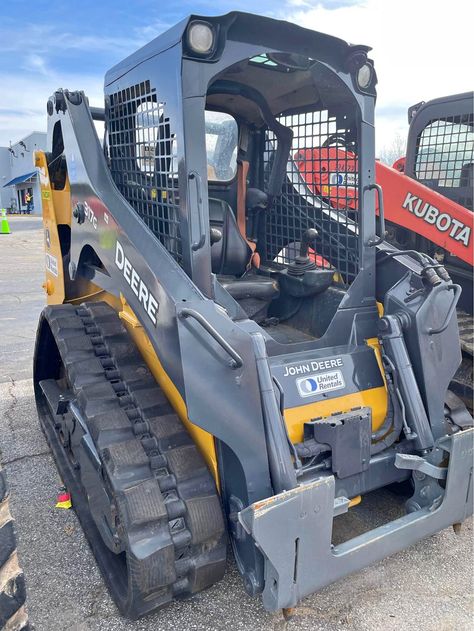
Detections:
366,183,387,246
189,171,206,251
428,284,461,335
179,308,243,369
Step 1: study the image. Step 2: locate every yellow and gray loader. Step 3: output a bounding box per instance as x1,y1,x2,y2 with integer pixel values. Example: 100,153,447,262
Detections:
33,12,473,619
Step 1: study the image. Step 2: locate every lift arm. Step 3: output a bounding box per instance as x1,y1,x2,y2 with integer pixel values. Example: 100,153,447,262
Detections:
375,161,473,266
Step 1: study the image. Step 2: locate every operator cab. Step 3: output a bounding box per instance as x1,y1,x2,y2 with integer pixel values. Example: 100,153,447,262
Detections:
204,109,279,322
105,12,378,345
200,51,365,336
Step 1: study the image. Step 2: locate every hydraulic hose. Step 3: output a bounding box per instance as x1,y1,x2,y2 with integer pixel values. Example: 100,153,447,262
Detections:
370,354,404,455
377,314,434,451
379,248,451,285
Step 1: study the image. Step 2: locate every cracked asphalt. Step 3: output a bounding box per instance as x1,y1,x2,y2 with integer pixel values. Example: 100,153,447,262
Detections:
0,217,473,630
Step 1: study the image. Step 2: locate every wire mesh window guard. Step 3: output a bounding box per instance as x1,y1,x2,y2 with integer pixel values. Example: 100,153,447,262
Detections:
415,115,474,193
107,80,182,262
264,109,360,284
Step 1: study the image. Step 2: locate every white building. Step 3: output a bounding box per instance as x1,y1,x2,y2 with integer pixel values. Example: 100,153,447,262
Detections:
0,132,47,214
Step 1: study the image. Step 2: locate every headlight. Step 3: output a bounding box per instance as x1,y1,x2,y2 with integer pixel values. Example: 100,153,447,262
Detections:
187,21,215,55
357,63,372,90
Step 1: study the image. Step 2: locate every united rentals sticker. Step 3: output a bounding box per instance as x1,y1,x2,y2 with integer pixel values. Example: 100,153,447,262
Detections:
296,369,345,397
45,252,58,277
329,172,358,186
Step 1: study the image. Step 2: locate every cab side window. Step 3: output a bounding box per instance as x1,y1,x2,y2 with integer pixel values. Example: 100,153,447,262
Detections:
205,111,238,182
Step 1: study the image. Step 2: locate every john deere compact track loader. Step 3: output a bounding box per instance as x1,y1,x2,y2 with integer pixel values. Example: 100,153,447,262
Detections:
33,12,473,619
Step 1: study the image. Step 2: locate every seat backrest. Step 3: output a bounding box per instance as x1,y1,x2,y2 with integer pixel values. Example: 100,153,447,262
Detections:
209,198,252,275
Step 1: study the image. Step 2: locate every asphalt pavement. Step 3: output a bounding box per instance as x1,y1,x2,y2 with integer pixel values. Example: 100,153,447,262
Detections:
0,216,472,630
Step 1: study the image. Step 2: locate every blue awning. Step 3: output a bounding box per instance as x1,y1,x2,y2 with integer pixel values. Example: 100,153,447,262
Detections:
3,170,37,188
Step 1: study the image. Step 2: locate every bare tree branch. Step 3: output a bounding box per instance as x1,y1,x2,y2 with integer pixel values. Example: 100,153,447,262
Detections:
378,132,407,166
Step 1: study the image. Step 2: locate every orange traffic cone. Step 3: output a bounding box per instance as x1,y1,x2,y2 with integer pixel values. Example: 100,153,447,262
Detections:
0,208,11,234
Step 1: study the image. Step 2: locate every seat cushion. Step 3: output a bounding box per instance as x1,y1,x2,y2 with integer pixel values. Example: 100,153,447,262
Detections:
209,198,252,276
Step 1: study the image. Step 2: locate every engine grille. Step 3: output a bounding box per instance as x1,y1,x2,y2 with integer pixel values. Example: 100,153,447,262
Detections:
107,80,182,262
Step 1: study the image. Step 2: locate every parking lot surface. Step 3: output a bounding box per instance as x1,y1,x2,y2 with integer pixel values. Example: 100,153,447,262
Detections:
0,217,472,630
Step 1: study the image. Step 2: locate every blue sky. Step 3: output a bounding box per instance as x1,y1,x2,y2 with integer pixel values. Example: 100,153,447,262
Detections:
3,1,356,78
0,0,471,152
2,1,290,76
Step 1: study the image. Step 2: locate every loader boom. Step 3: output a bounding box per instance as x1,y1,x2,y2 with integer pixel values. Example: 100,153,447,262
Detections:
375,161,473,266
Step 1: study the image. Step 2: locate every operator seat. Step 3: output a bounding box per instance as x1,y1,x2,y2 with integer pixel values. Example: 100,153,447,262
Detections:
209,197,279,318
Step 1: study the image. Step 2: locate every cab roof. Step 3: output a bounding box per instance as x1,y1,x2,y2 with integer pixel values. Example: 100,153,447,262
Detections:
105,11,370,87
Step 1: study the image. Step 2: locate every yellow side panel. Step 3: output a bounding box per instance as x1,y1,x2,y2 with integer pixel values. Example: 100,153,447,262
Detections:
284,386,388,444
366,337,386,387
117,299,219,484
35,150,71,305
285,337,388,444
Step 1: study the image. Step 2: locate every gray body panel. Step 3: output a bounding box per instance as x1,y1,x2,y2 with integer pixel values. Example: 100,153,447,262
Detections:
269,345,383,408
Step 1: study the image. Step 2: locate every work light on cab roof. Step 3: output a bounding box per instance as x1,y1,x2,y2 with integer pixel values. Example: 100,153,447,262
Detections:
187,20,215,55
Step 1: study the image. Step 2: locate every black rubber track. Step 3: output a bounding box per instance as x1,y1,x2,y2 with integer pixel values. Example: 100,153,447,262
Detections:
452,311,473,412
0,466,29,631
34,302,227,619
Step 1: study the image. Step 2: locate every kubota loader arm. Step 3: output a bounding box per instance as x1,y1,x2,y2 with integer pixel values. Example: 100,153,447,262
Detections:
375,161,473,266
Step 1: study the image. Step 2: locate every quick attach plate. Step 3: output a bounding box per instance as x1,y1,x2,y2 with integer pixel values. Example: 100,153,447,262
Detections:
238,427,474,612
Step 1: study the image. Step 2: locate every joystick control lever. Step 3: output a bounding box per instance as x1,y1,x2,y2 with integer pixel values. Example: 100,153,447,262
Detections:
299,228,319,258
288,228,319,276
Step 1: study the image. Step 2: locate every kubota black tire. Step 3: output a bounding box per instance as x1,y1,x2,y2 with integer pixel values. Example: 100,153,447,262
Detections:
0,465,29,631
